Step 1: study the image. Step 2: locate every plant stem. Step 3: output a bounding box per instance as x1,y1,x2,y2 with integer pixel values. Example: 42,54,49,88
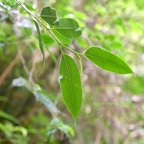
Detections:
16,0,84,62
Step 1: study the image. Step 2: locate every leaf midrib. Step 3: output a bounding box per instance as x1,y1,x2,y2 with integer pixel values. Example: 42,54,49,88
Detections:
55,27,79,30
85,53,130,71
53,29,71,40
40,15,56,18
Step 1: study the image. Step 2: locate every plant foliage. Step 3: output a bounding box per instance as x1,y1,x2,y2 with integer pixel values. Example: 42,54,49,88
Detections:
15,0,133,121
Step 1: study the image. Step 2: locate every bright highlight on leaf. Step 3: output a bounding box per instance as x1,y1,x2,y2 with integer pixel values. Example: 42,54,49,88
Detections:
60,54,82,121
84,47,133,74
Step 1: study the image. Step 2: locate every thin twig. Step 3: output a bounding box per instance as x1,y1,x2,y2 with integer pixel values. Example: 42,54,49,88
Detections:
16,0,84,61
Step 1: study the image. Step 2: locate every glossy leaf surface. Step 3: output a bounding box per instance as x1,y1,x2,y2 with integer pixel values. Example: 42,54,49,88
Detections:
40,6,58,25
85,47,133,74
60,54,82,120
54,18,82,39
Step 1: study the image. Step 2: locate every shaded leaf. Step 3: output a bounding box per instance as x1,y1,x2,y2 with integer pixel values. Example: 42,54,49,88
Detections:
32,86,58,114
12,77,59,114
41,33,57,62
54,18,82,39
40,6,58,25
34,20,45,61
84,47,133,74
60,54,82,120
0,111,19,124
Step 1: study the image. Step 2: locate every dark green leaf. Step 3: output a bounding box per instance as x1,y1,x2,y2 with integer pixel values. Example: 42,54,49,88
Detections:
52,29,72,45
84,47,133,74
0,110,19,123
40,6,58,25
60,54,82,120
54,18,82,39
34,20,45,60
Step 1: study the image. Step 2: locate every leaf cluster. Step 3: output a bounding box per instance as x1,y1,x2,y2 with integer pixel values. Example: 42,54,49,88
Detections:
16,1,133,122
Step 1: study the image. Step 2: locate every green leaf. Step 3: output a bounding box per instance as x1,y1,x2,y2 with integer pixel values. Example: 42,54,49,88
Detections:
0,110,19,124
60,54,82,121
52,29,72,45
34,20,45,61
40,6,58,25
47,49,57,62
41,33,54,46
12,77,59,114
54,18,82,39
48,118,74,138
84,47,133,74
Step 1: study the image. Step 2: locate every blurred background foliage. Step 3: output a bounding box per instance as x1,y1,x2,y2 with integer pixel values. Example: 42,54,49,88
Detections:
0,0,144,143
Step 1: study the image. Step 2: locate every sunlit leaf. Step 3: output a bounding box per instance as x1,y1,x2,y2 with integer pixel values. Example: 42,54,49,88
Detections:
41,33,54,45
84,47,133,74
54,18,82,39
60,54,82,120
40,6,58,25
52,29,72,45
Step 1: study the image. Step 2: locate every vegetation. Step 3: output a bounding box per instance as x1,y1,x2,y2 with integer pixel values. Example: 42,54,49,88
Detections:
0,0,144,143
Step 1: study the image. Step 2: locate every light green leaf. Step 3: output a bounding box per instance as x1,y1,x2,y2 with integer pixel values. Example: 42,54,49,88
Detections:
52,29,72,45
60,54,82,121
41,33,54,45
41,33,57,62
54,18,82,39
84,47,133,74
40,6,58,25
34,20,45,61
13,126,27,137
47,49,57,62
48,118,74,138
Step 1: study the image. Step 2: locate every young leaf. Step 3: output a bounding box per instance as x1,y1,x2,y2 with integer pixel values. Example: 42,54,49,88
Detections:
60,54,82,121
34,20,45,60
40,6,58,25
54,18,82,39
84,47,133,74
52,29,72,45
